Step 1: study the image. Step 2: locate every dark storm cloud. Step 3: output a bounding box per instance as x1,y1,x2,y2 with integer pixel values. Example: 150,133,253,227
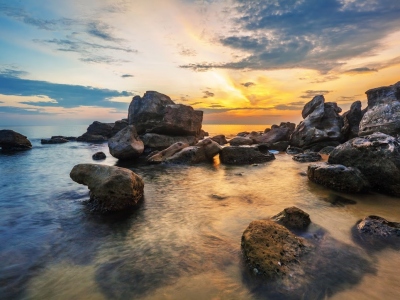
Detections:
0,71,133,110
181,0,400,73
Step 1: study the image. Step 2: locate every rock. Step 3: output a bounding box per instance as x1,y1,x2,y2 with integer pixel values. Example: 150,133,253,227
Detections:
141,133,197,150
356,215,400,238
41,137,69,144
70,164,144,213
318,146,336,155
108,125,144,160
359,82,400,137
241,220,311,279
341,101,363,141
292,152,322,162
237,131,250,137
220,145,275,165
211,134,228,145
254,122,295,144
165,139,221,164
304,141,341,152
229,136,253,146
286,146,303,155
128,91,203,136
307,162,370,193
147,142,189,163
195,138,222,160
272,206,311,230
328,132,400,196
290,96,343,148
111,119,129,136
76,133,108,143
0,130,32,151
77,121,114,142
92,152,106,160
198,129,209,139
51,136,77,141
271,141,289,152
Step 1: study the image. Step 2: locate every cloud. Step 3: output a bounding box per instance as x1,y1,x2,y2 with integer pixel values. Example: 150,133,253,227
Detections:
300,90,332,99
0,68,29,78
189,102,203,105
241,82,255,88
198,107,273,114
208,104,225,108
336,95,363,103
87,22,120,42
203,91,215,98
178,45,197,57
121,74,134,78
274,101,305,110
180,0,400,73
344,67,378,74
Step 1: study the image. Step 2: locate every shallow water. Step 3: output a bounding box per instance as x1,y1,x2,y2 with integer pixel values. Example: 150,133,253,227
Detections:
1,125,400,299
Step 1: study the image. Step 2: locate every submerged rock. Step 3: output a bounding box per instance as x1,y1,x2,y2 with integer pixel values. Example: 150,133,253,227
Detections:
356,215,400,238
41,137,69,144
272,206,311,230
0,130,32,151
70,164,144,213
147,141,189,163
307,162,370,193
292,152,322,162
328,132,400,196
92,152,106,160
220,145,275,165
108,125,144,160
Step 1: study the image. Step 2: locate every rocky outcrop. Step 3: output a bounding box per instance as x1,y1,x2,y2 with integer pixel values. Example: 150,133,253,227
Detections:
108,125,144,160
270,141,289,152
341,101,363,140
70,164,144,213
147,142,189,163
272,207,311,230
254,122,295,144
111,119,129,136
0,130,32,151
211,134,228,145
292,152,321,163
307,162,370,193
328,132,400,196
229,136,253,146
128,91,203,136
92,152,106,160
359,81,400,137
220,145,275,165
165,139,222,164
77,120,128,142
141,133,197,150
290,96,343,149
41,137,69,144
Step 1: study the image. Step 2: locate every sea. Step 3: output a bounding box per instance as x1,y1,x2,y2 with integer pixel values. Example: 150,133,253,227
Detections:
1,124,400,299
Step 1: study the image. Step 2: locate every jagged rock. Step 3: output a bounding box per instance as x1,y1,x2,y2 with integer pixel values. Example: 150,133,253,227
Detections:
128,91,203,136
307,162,370,193
318,146,336,155
286,146,303,155
108,125,144,160
211,134,228,145
165,139,221,164
147,142,189,163
359,81,400,137
292,152,322,163
141,133,197,150
0,130,32,151
70,164,144,213
220,145,275,165
198,129,209,139
254,122,295,144
341,101,363,141
229,136,253,146
304,141,341,152
290,96,343,148
272,207,311,230
92,152,106,160
328,132,400,196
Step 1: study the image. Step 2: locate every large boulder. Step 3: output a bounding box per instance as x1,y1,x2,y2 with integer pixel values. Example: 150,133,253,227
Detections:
307,162,370,193
211,134,228,145
229,136,253,146
220,145,275,165
77,121,113,142
254,122,295,144
359,81,400,137
108,125,144,160
141,133,197,150
290,96,343,149
328,132,400,196
0,130,32,151
128,91,203,136
111,119,129,136
70,164,144,213
165,139,221,164
147,142,189,163
195,138,222,159
341,101,364,141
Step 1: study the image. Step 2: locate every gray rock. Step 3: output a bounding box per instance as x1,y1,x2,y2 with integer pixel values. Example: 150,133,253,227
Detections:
292,152,322,162
147,142,189,163
220,145,275,165
341,101,363,140
111,119,128,136
166,146,206,164
211,134,228,145
286,146,303,155
307,162,370,193
271,141,289,152
254,122,295,144
108,125,144,160
272,206,311,230
328,132,400,196
229,136,253,146
77,121,114,142
41,137,69,144
141,133,197,150
318,146,336,155
128,91,203,136
356,215,400,238
0,130,32,151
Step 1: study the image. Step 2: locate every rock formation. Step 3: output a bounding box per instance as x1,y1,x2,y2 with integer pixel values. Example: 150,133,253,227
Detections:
341,101,363,141
211,134,228,145
77,120,128,142
229,136,253,146
0,130,32,151
108,125,144,160
147,142,189,163
220,145,275,165
41,137,69,144
70,164,144,213
141,133,197,150
92,152,106,160
254,122,295,144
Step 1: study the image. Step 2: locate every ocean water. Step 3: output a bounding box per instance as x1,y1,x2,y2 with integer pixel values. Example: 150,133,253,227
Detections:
1,125,400,299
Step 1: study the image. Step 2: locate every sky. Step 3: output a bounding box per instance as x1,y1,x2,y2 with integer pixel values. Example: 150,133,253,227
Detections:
1,0,400,126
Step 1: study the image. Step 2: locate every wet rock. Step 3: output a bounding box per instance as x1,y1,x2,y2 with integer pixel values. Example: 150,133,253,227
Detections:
141,133,197,150
211,134,228,145
272,206,311,230
0,130,32,151
147,142,189,163
307,162,370,193
341,101,363,141
92,152,106,160
318,146,336,155
128,91,203,136
254,122,295,144
359,81,400,137
304,141,340,152
70,164,144,213
41,137,69,144
229,136,253,146
286,146,303,155
220,145,275,165
328,132,400,196
271,141,289,152
165,139,221,164
195,138,222,159
290,96,343,148
292,152,322,162
356,216,400,238
108,125,144,160
237,131,250,137
51,135,77,141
